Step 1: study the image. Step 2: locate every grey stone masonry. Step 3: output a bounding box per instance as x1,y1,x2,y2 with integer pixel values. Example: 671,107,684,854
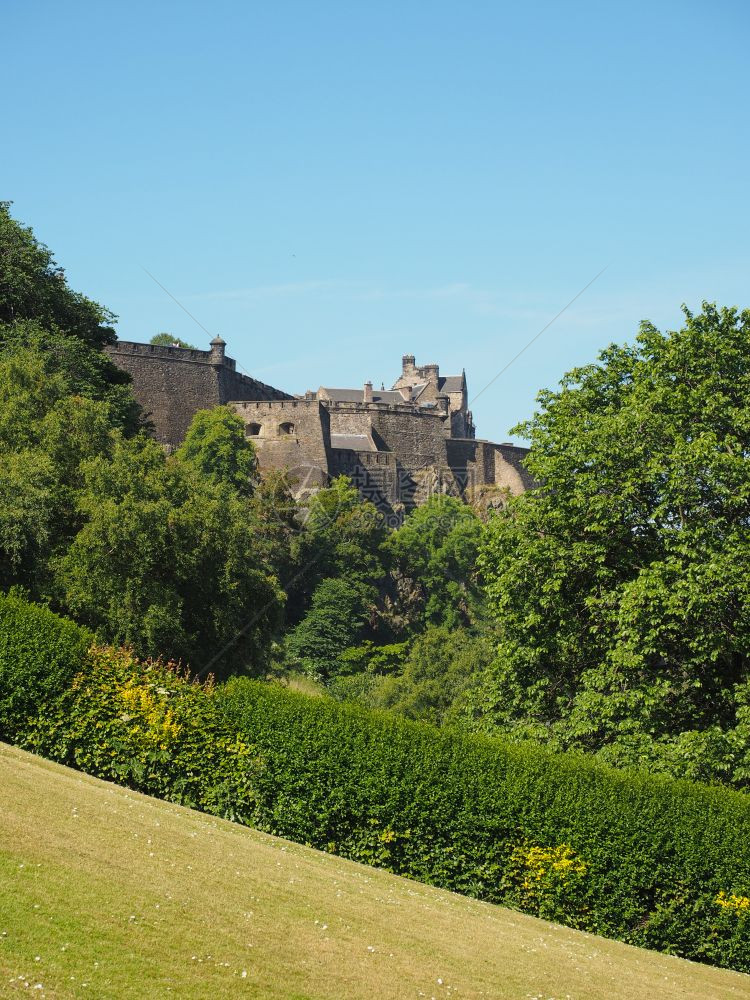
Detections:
107,338,532,516
105,339,292,447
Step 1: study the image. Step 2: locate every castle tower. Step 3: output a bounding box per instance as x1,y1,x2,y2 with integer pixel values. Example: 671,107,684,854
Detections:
209,335,226,364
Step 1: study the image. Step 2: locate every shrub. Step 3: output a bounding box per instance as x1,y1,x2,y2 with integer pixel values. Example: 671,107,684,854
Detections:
0,591,93,740
217,679,750,972
21,645,258,822
504,843,589,926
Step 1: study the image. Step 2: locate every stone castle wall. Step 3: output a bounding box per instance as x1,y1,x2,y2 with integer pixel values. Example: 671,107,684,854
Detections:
106,338,532,511
446,438,533,497
105,340,291,447
325,400,448,456
229,398,331,491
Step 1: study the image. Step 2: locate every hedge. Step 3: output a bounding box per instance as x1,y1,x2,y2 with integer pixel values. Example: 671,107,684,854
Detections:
21,645,259,822
4,595,750,972
0,592,93,740
217,678,750,972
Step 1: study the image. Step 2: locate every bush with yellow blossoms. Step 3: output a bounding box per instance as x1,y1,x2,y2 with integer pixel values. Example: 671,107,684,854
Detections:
21,645,261,823
505,843,589,924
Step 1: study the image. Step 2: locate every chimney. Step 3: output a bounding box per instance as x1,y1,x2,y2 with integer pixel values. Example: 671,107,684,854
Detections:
423,363,439,385
209,335,226,364
363,381,373,403
402,353,416,375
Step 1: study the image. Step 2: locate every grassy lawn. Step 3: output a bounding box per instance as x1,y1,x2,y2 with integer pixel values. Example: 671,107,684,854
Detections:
0,743,748,1000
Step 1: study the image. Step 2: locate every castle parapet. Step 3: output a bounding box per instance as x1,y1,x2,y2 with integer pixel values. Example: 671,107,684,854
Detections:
107,339,239,372
105,337,291,446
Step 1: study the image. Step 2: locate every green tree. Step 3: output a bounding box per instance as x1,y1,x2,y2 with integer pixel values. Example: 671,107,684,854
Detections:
150,332,197,349
0,203,117,349
0,337,69,450
175,406,257,495
384,495,483,629
0,450,56,591
285,577,374,679
57,434,283,676
370,626,493,725
475,303,750,783
247,469,300,586
288,476,386,622
0,341,122,593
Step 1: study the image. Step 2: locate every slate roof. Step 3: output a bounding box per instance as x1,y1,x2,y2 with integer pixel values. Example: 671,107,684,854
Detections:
330,433,378,452
321,387,406,404
439,375,464,393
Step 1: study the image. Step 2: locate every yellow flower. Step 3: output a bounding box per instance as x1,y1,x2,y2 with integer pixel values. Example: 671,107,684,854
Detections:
716,891,750,914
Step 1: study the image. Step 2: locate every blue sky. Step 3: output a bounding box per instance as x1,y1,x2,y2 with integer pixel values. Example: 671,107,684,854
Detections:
3,0,749,442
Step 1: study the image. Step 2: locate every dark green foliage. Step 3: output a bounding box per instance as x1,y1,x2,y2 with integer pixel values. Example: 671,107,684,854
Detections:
0,591,93,740
336,639,408,677
0,450,56,591
247,470,301,586
326,641,409,705
369,626,492,725
175,406,257,495
285,577,374,678
0,335,135,596
384,495,483,629
58,433,284,676
475,304,750,786
289,476,386,619
0,203,116,350
1,323,141,435
218,679,750,972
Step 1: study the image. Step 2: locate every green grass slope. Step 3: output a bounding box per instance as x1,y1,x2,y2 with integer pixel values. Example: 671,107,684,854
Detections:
0,744,748,1000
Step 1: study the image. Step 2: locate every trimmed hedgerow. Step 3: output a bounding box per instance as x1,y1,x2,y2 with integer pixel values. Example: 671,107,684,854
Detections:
22,645,259,823
217,679,750,972
4,596,750,972
0,591,93,740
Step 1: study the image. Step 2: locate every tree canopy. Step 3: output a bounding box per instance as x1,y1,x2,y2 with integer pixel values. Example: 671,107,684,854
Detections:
0,202,117,349
150,333,197,349
175,406,257,496
384,495,483,629
474,303,750,784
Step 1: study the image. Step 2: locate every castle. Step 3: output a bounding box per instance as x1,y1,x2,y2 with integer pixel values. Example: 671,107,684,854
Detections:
106,337,531,520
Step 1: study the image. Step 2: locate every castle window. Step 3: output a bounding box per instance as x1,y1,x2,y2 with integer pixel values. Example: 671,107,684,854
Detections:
279,421,295,436
247,422,261,436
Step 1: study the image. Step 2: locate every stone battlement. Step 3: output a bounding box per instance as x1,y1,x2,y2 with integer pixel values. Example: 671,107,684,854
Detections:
107,337,530,515
322,398,448,417
107,340,235,367
105,337,292,447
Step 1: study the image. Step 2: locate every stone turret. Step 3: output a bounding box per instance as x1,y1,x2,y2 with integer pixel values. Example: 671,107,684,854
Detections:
209,336,226,364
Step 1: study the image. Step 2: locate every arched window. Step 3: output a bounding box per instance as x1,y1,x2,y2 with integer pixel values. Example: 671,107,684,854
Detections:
247,422,261,437
279,421,295,436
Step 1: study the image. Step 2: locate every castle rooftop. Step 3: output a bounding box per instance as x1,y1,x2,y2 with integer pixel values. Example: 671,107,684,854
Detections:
317,386,406,405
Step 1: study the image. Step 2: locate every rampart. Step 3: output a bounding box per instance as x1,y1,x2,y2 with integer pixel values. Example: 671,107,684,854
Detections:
446,438,534,497
105,339,292,447
106,337,532,513
229,399,332,491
